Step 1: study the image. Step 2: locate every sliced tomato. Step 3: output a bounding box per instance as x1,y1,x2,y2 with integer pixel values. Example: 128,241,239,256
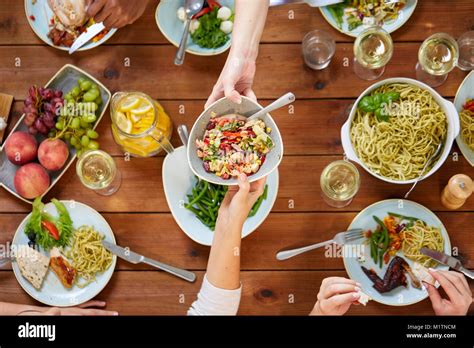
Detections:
41,220,60,240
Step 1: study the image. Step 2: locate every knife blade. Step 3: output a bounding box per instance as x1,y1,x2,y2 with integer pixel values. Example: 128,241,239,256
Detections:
270,0,344,7
420,247,474,279
68,22,106,54
102,241,196,283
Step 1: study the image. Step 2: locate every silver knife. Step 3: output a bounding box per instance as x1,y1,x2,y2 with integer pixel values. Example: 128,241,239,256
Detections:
102,241,196,283
68,22,106,55
270,0,344,7
420,247,474,279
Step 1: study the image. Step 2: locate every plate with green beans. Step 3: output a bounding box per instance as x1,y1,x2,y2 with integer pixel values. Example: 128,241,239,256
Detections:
343,199,450,306
162,146,279,246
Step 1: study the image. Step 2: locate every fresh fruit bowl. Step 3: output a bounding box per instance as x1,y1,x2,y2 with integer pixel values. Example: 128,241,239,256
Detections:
0,64,111,204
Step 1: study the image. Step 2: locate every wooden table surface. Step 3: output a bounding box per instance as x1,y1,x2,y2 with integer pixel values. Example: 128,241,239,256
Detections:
0,0,473,315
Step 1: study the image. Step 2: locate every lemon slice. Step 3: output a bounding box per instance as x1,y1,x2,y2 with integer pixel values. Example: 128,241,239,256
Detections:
115,111,133,133
131,102,153,115
119,97,141,112
131,113,142,123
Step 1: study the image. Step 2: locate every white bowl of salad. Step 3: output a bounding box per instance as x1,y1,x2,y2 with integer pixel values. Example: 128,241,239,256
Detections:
156,0,234,56
187,96,284,185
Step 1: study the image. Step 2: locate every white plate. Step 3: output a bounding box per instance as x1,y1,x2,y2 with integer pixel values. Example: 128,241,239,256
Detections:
343,199,450,306
155,0,234,56
454,70,474,167
12,201,117,307
25,0,117,52
163,146,279,246
320,0,418,38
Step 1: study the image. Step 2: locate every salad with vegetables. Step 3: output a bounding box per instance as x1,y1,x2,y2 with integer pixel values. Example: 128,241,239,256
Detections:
196,113,273,179
177,0,234,49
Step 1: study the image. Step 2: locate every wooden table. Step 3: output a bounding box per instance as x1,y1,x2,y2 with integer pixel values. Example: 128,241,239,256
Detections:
0,0,473,315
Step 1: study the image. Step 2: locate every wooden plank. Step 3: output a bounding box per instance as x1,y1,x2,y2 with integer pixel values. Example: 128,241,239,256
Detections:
0,270,472,315
0,44,467,100
0,154,472,213
0,212,472,271
3,1,474,45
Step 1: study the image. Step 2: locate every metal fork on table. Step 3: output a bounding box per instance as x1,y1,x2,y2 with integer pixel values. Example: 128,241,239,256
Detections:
276,229,364,261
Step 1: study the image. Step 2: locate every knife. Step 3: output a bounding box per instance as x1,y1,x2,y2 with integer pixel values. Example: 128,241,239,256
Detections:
420,247,474,279
270,0,344,7
68,22,106,55
102,241,196,283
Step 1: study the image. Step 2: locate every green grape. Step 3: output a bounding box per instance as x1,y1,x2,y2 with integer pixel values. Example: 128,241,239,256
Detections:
80,119,90,129
91,83,99,90
64,133,72,141
87,102,98,113
55,122,64,130
80,80,92,91
74,143,82,151
86,129,99,139
88,89,100,99
81,135,90,147
83,91,96,102
94,96,102,106
87,140,100,150
70,136,78,146
71,117,81,129
77,149,84,158
81,114,97,123
77,77,86,85
75,129,85,137
71,86,81,97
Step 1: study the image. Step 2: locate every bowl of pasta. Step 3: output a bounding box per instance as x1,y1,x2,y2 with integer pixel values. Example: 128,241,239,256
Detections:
341,78,460,184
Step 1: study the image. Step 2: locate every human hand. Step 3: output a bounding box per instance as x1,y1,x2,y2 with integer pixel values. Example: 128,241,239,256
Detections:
86,0,149,28
205,54,257,109
425,269,473,316
217,174,266,228
310,277,361,316
43,301,118,316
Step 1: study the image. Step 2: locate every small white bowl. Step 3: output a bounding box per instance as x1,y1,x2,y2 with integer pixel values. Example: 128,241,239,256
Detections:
341,77,460,184
187,96,284,186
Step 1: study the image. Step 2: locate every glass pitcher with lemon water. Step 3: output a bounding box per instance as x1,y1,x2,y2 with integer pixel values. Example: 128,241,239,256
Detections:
111,92,173,157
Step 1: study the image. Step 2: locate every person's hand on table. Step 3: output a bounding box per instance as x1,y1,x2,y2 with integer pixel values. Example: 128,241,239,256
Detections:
310,277,362,316
86,0,149,29
425,269,473,316
217,173,266,228
205,53,257,108
22,301,118,316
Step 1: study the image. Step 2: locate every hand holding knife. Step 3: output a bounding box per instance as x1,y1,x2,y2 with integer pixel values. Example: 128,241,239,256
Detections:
68,22,106,54
102,241,196,283
420,247,474,279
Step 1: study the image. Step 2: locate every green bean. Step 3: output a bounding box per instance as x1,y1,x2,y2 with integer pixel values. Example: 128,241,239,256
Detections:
262,185,268,200
186,181,208,207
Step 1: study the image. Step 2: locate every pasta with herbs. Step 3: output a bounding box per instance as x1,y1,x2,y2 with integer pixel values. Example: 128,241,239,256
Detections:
350,83,447,181
460,104,474,151
401,220,444,268
66,226,113,288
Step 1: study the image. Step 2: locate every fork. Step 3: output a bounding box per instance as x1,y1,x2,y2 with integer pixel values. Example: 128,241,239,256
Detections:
276,229,364,261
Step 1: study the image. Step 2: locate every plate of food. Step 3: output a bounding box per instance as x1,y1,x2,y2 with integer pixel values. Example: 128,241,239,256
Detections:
320,0,417,37
0,64,110,203
343,199,450,306
11,199,116,307
187,96,283,185
156,0,234,56
163,146,278,246
454,70,474,167
341,78,459,184
25,0,117,51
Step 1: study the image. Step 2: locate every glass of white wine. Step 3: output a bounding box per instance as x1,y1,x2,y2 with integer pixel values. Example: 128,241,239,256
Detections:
457,31,474,71
416,33,459,87
353,26,393,81
320,160,360,208
76,150,122,196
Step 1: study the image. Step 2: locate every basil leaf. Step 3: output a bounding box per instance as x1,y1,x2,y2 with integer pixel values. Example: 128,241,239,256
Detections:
359,96,377,112
375,107,390,122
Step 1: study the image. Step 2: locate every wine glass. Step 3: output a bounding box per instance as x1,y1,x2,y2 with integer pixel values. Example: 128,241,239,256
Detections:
457,31,474,71
416,33,459,87
353,26,394,81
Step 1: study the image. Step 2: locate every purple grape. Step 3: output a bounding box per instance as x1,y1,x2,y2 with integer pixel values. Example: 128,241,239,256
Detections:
43,116,55,129
41,88,53,100
24,105,37,114
29,86,38,99
34,119,48,135
24,96,35,107
24,113,37,126
28,126,38,135
53,90,63,98
43,102,54,113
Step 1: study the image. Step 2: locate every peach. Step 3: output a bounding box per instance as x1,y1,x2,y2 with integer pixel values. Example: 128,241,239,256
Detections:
14,163,50,199
38,139,69,171
5,131,38,166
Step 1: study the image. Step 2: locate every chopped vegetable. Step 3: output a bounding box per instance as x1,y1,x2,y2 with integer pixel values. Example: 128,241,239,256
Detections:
190,6,231,49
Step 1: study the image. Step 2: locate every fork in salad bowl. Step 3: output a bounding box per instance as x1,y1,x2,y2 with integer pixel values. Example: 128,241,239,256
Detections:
276,228,364,261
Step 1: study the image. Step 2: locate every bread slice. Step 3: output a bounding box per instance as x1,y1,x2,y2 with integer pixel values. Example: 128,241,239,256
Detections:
412,262,438,287
15,245,50,290
357,291,371,306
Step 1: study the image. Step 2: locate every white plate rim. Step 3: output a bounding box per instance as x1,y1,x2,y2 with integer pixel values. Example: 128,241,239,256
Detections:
24,0,117,52
11,200,117,307
319,0,418,38
343,199,451,306
454,70,474,167
155,0,232,57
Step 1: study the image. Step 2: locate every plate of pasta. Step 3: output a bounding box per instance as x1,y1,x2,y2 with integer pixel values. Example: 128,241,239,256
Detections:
341,78,460,184
343,199,451,306
11,200,117,307
454,70,474,166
